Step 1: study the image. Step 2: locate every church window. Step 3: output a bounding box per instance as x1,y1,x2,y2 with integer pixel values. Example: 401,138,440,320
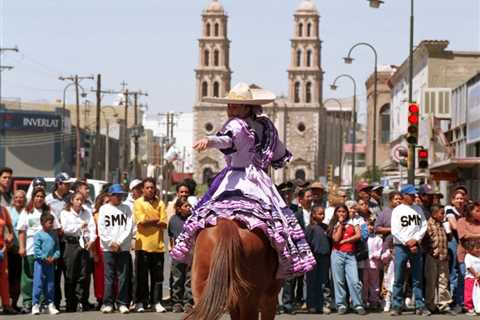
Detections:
295,169,306,181
294,82,301,103
204,122,214,133
307,23,312,37
380,103,391,144
306,82,312,103
213,81,220,97
296,50,302,67
204,49,210,66
214,23,220,36
206,23,211,37
298,23,303,37
202,81,208,97
307,50,312,67
203,167,214,185
214,50,220,66
297,122,306,132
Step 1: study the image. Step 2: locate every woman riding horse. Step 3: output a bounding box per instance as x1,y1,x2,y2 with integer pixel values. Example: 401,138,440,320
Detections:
171,83,315,320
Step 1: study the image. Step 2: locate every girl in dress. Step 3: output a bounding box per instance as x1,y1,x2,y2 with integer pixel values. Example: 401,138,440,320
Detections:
171,83,315,279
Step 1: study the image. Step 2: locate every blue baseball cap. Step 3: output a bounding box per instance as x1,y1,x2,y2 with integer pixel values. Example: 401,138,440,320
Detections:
400,184,417,195
32,177,47,188
55,172,75,184
108,184,128,195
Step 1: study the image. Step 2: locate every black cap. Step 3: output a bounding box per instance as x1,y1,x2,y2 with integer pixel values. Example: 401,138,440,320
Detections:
276,181,294,193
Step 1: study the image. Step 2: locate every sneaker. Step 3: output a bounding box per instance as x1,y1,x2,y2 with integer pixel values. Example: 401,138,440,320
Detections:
466,309,476,316
119,305,129,314
155,302,166,313
338,306,347,315
31,305,41,315
101,305,113,313
355,306,367,315
135,303,145,313
21,306,32,314
384,300,391,312
416,308,432,316
390,308,401,316
172,303,183,313
48,303,60,315
323,306,332,314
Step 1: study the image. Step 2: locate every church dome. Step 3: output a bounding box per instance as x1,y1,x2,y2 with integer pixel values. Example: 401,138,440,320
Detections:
206,0,224,13
296,0,318,13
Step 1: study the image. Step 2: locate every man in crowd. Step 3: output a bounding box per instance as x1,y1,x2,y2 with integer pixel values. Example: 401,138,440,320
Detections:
0,167,13,207
124,179,143,211
370,183,384,215
166,183,191,222
418,184,434,220
133,178,168,313
390,184,428,316
45,172,75,310
310,181,325,207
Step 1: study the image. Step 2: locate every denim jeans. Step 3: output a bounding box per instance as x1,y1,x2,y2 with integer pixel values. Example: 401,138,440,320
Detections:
171,262,193,306
103,251,131,307
306,253,330,310
331,250,363,309
392,245,425,310
135,251,164,306
32,260,55,306
457,262,465,307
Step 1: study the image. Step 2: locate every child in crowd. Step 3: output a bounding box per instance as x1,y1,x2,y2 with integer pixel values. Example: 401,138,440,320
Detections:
305,206,331,314
168,198,193,313
360,218,383,311
464,239,480,315
422,205,453,314
92,193,109,309
32,212,60,315
98,184,133,314
60,192,96,312
381,236,395,312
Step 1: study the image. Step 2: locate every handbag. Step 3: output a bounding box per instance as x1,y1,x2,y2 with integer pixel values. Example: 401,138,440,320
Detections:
473,280,480,314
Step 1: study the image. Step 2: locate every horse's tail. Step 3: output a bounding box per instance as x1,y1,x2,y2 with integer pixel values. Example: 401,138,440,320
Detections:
190,219,250,320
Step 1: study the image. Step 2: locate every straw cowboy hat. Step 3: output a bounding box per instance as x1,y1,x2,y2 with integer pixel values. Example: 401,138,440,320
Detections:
203,82,276,105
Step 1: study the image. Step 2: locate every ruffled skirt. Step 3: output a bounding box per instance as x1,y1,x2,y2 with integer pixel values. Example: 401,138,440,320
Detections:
171,166,316,279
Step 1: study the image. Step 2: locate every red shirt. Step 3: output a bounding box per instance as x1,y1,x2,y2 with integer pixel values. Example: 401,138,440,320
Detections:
333,223,356,253
0,206,12,250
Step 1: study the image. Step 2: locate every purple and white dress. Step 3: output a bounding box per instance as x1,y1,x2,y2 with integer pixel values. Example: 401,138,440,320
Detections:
171,116,315,279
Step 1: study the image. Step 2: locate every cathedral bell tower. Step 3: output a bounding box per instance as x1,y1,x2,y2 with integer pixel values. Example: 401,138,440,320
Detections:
288,0,323,106
195,0,232,102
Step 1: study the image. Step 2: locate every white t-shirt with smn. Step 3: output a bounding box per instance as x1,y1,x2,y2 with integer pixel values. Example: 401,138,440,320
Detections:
465,253,480,279
16,208,60,256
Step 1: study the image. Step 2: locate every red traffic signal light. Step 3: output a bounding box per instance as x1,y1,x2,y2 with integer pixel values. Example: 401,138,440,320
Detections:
418,149,428,169
407,103,419,144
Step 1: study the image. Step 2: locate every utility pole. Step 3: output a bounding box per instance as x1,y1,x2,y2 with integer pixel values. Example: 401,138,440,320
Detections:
93,74,102,179
133,91,148,177
59,75,94,177
0,46,19,108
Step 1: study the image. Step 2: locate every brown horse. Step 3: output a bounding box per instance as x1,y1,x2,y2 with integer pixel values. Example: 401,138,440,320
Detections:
186,218,282,320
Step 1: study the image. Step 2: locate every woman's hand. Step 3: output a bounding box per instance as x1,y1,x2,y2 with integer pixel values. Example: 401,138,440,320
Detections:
193,138,209,152
18,247,26,257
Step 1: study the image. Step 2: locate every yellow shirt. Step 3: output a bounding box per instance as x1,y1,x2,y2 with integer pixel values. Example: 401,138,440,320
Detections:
133,196,167,253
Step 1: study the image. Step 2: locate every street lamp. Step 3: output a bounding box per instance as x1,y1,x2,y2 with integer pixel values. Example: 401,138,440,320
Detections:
343,42,379,181
368,0,416,184
324,98,345,186
330,74,357,199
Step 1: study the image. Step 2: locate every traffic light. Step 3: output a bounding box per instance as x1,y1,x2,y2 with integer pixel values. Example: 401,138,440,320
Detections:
418,148,428,169
83,133,92,159
406,103,419,144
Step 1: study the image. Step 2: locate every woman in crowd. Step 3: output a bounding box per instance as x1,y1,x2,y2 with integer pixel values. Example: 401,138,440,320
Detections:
457,201,480,313
17,188,60,314
328,205,366,315
60,192,96,312
92,193,110,309
6,189,27,311
445,190,467,311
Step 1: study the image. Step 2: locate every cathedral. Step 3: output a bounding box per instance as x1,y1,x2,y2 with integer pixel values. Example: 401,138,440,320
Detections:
193,0,327,185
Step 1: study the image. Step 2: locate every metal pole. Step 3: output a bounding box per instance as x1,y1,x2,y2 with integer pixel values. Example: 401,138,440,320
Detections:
105,119,110,181
74,75,81,178
134,93,139,177
372,57,378,181
94,74,101,179
124,89,129,174
352,86,357,199
407,0,416,184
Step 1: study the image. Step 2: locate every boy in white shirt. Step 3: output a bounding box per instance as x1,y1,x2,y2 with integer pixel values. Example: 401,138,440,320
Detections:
464,239,480,315
97,184,133,314
390,184,428,316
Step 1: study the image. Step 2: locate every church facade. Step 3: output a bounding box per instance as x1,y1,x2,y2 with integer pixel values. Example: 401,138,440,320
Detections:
193,0,326,185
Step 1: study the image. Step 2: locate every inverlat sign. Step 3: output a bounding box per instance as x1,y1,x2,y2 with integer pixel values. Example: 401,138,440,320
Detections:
0,111,62,132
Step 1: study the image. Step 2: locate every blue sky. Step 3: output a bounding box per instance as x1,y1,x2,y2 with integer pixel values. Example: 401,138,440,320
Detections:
1,0,479,117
